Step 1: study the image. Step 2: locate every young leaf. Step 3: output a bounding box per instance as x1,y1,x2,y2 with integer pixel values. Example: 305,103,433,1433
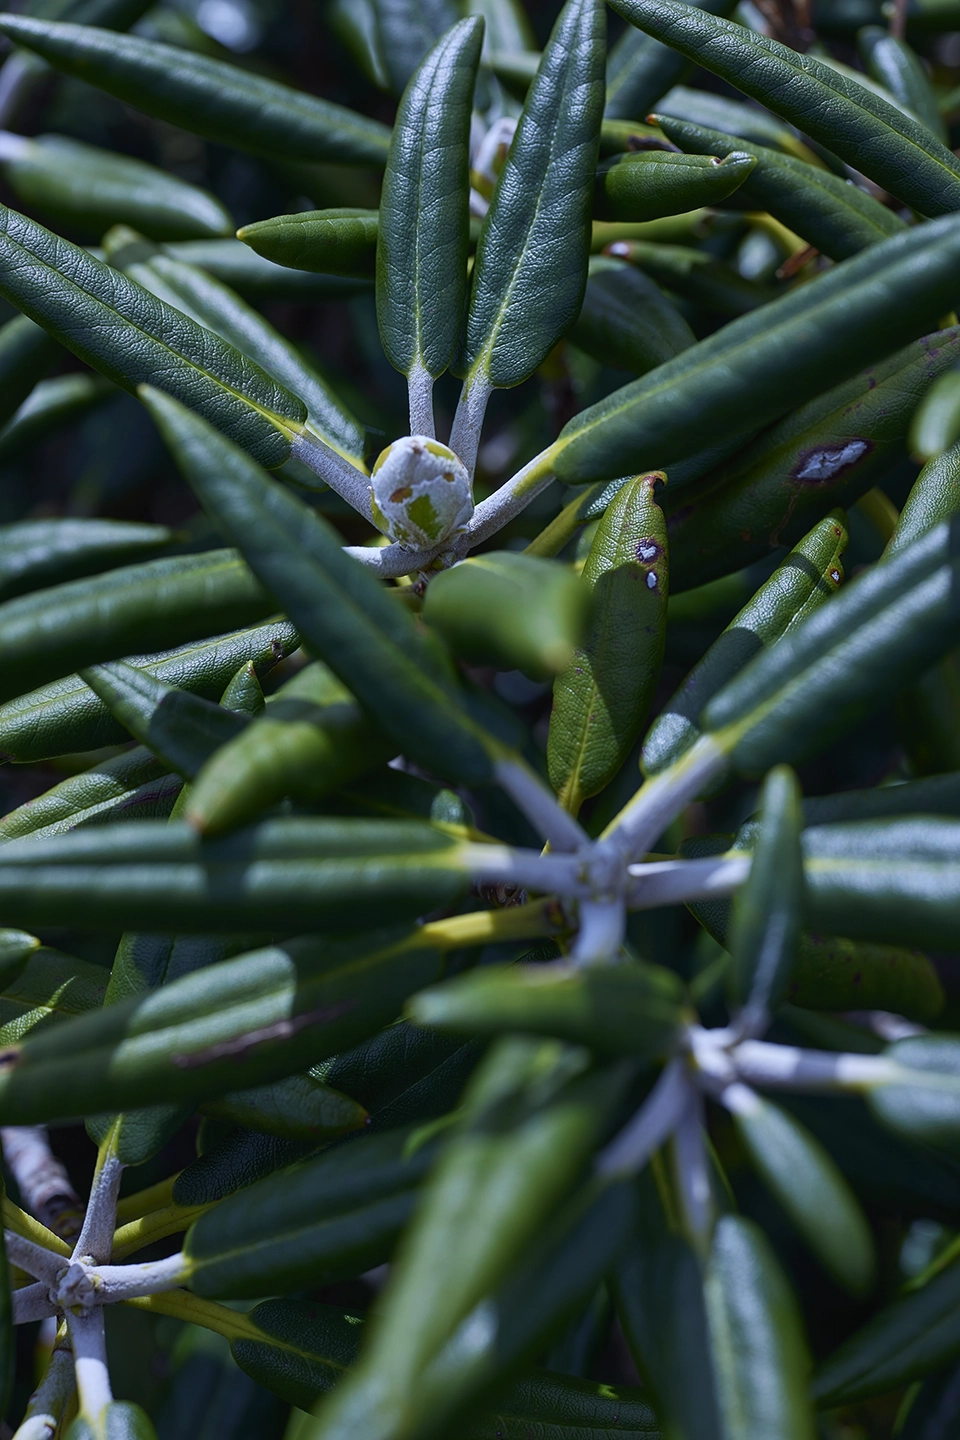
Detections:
0,15,392,166
238,209,378,277
377,17,483,400
888,441,960,557
597,149,756,222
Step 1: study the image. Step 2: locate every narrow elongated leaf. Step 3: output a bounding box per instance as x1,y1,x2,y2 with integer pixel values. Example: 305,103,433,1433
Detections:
0,518,172,602
0,946,107,1047
551,219,960,484
0,131,233,240
888,442,960,556
705,1215,816,1440
666,329,960,591
867,1036,960,1152
609,0,960,214
653,112,904,260
572,255,694,375
644,513,846,777
728,1088,875,1295
201,1073,366,1141
607,237,773,317
0,615,299,763
106,227,365,469
238,209,378,277
604,0,736,119
374,0,460,94
79,660,248,779
186,661,394,835
141,386,499,785
653,84,824,162
424,552,589,679
859,26,946,139
597,149,756,222
164,238,373,299
0,549,271,703
173,1127,318,1208
67,1401,157,1440
0,205,307,466
813,1255,960,1405
0,16,392,166
408,959,686,1057
377,18,482,381
549,472,667,814
0,918,451,1121
456,0,605,389
184,1124,440,1297
729,765,804,1021
0,373,113,461
0,312,61,428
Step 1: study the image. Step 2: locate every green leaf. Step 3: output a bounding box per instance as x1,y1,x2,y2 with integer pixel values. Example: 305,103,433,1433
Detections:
0,312,62,429
653,111,904,260
551,221,960,485
141,385,499,786
729,1089,875,1296
609,0,960,214
79,660,248,779
0,517,172,603
0,131,233,240
0,817,471,937
653,84,825,162
66,1401,158,1440
0,549,272,704
604,0,736,120
909,366,960,463
0,15,392,167
424,551,590,679
0,615,298,763
186,661,394,836
0,374,111,465
705,1215,816,1440
571,255,695,375
184,1123,440,1297
373,0,460,94
238,209,378,277
729,765,804,1020
408,958,686,1057
597,149,756,222
200,1072,367,1141
0,945,107,1047
377,18,482,385
858,26,947,140
644,512,847,777
0,917,452,1120
456,0,606,390
889,441,960,556
105,226,365,471
164,238,373,300
667,329,960,593
173,1127,318,1209
813,1253,960,1406
605,237,774,317
0,205,307,467
867,1036,960,1153
548,472,668,815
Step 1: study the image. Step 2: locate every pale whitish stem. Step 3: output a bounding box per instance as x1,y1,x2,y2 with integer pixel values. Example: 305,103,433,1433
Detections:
72,1151,123,1266
493,757,588,853
460,842,588,897
67,1308,112,1430
464,450,558,549
289,431,375,524
0,130,30,161
14,1335,75,1440
672,1085,714,1254
569,899,626,967
12,1282,58,1325
408,364,436,439
449,376,493,478
596,1058,692,1177
4,1230,65,1287
730,1039,899,1091
841,1011,928,1042
1,1127,83,1239
88,1254,187,1302
343,538,441,578
601,733,729,863
626,854,750,910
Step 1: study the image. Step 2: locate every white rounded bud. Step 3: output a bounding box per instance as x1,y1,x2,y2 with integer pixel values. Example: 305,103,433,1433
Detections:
370,435,474,549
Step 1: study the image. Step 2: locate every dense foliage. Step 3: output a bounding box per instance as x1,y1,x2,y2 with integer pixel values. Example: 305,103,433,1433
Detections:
0,0,959,1434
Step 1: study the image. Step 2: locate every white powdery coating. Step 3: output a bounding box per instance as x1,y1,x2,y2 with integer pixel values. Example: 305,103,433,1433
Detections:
370,435,473,549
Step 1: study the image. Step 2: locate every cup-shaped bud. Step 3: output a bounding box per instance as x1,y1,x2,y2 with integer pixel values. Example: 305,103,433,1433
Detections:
370,436,474,549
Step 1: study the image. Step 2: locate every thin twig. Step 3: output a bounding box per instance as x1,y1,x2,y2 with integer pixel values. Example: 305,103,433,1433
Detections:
569,899,626,967
88,1254,188,1301
407,363,436,438
626,854,750,909
449,377,493,477
12,1281,58,1325
72,1138,123,1266
464,448,558,548
4,1230,65,1287
1,1127,83,1241
13,1331,75,1440
493,757,588,853
67,1309,112,1431
601,733,729,862
289,432,375,522
596,1058,692,1176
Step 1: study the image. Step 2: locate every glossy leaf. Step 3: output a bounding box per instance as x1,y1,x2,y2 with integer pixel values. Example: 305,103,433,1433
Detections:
858,26,946,140
604,0,736,119
0,945,107,1047
423,551,590,679
0,15,392,166
0,312,62,429
163,238,373,299
0,373,113,461
868,1036,960,1154
0,517,173,603
377,18,482,382
0,615,299,763
548,471,668,814
889,441,960,556
609,0,960,215
571,255,694,375
456,0,605,389
606,237,773,317
909,366,960,463
238,209,378,277
374,0,460,94
597,149,756,222
0,130,233,239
